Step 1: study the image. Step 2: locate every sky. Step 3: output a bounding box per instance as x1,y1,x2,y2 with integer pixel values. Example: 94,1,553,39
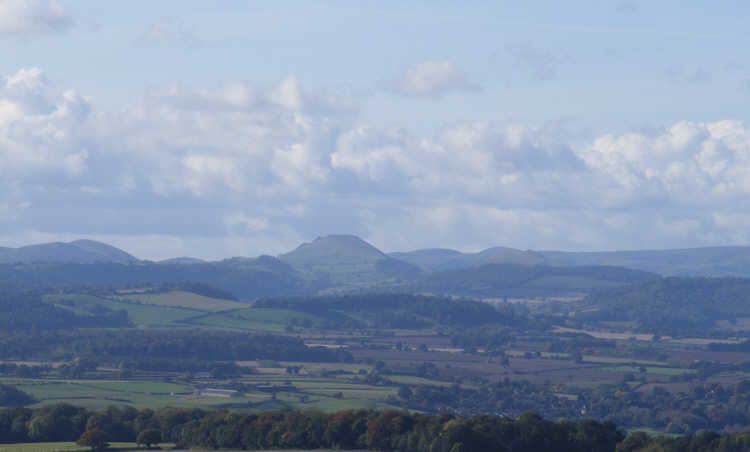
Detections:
2,0,750,260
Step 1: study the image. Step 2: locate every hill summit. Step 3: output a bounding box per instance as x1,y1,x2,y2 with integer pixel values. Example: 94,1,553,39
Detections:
280,235,386,266
279,235,420,284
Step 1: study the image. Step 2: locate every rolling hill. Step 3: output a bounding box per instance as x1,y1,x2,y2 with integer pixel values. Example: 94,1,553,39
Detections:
408,263,659,298
0,239,137,264
540,246,750,277
390,246,547,271
392,245,750,277
8,236,750,300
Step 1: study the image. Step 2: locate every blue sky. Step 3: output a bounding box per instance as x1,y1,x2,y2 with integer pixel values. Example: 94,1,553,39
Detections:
2,1,750,259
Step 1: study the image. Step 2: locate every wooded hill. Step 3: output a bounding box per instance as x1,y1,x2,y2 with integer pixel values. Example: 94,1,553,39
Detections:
0,236,661,300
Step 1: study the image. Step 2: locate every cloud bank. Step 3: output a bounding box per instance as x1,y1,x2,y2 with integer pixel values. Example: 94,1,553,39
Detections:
2,67,749,259
0,0,71,37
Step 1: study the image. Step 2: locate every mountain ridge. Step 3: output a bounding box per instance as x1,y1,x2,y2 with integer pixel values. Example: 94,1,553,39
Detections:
7,235,750,279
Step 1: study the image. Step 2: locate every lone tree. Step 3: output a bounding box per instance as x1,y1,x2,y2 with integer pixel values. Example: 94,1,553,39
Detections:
136,429,162,448
77,428,109,451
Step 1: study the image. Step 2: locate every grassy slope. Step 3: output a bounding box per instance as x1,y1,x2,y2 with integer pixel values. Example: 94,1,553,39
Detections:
44,294,198,327
118,291,248,312
189,308,330,332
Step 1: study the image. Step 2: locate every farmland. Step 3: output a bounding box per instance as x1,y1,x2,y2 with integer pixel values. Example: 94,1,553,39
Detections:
2,286,750,437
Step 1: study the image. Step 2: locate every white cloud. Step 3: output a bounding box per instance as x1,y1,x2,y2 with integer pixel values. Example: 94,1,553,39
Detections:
0,0,71,37
0,67,91,176
390,61,480,98
4,67,750,258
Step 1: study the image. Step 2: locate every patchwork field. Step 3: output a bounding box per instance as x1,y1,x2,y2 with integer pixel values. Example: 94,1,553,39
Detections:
0,372,401,413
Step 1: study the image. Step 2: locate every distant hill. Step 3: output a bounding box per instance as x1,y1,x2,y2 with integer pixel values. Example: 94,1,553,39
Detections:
408,263,659,298
392,245,750,277
0,256,312,300
157,257,207,265
279,235,421,285
391,246,547,271
9,236,750,300
540,246,750,277
0,240,137,264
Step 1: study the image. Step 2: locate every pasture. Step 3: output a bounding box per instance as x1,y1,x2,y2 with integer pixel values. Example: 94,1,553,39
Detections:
1,372,401,413
44,294,199,327
118,290,248,312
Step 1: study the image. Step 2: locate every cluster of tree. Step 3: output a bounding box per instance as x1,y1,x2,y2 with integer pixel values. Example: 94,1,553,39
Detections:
584,382,750,434
0,384,35,407
179,409,623,452
0,291,130,330
255,294,531,329
0,404,188,444
394,379,582,419
616,430,750,452
0,329,352,363
578,277,750,334
0,403,608,450
7,402,750,452
392,378,750,434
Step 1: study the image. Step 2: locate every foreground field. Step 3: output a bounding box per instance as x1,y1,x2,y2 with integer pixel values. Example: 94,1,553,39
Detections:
0,446,359,452
0,443,145,451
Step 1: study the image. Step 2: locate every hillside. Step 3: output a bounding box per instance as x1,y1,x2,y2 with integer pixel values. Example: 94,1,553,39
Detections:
391,246,547,271
0,256,312,300
409,263,660,298
541,246,750,277
10,236,750,299
577,276,750,333
0,239,137,264
279,235,421,285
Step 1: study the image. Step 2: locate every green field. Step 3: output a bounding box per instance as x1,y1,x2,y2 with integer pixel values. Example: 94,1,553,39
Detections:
600,365,696,376
188,308,328,332
6,379,197,410
44,294,198,327
1,372,401,413
118,291,248,312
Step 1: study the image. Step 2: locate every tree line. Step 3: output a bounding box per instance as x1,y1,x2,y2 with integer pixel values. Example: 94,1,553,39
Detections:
4,403,750,451
255,293,531,329
0,329,352,364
